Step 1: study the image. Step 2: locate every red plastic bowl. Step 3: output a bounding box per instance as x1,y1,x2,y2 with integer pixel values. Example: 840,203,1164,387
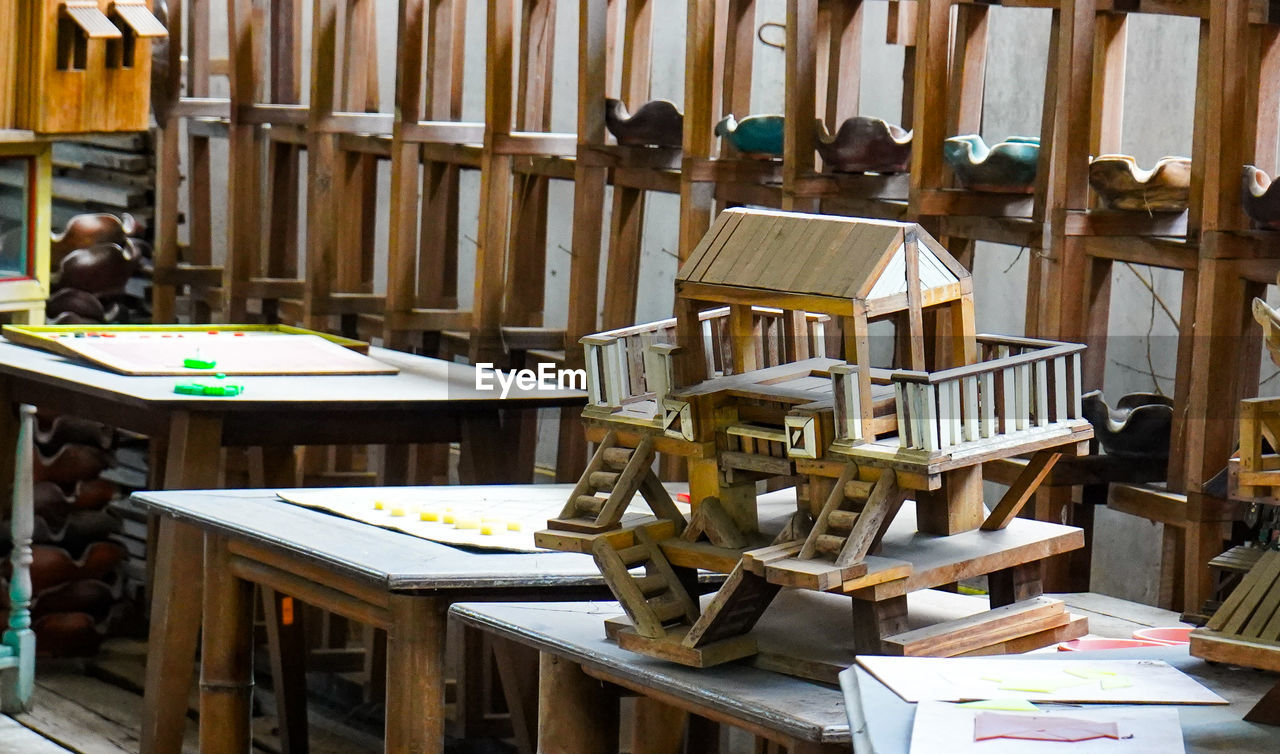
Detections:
1131,626,1193,645
1057,637,1166,652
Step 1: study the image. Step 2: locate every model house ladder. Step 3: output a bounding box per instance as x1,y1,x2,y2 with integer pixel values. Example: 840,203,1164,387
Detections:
548,433,684,533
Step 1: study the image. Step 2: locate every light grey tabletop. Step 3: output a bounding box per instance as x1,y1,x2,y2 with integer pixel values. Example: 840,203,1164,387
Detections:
0,337,584,411
131,486,608,593
450,599,851,745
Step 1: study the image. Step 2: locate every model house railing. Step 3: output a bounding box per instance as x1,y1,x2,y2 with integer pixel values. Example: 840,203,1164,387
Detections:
832,335,1085,452
582,307,829,411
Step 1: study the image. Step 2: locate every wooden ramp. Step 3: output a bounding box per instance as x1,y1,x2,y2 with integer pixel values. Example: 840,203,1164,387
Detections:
1190,549,1280,725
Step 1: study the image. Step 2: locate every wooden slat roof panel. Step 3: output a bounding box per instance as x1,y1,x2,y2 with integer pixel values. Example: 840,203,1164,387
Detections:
677,209,966,305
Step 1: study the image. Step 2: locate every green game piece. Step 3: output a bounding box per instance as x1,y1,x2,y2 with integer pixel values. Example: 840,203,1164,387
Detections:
174,383,205,395
184,357,217,369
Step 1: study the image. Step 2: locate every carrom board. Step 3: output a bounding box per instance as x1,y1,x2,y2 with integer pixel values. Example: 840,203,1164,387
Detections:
1,324,398,376
277,485,690,553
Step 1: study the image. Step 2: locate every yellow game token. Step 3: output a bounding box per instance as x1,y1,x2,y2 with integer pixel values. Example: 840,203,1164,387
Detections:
420,511,439,522
480,525,494,535
456,518,480,529
507,522,521,531
390,507,406,517
442,513,455,524
373,501,385,510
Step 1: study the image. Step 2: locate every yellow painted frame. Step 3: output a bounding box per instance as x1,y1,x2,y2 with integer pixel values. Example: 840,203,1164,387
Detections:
0,136,51,323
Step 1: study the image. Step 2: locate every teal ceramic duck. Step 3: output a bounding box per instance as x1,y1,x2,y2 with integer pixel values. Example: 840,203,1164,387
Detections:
943,134,1040,193
605,98,683,148
715,114,785,158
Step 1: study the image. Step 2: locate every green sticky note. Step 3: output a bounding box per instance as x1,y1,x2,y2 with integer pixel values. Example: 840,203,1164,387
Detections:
184,357,217,369
1064,669,1116,679
958,698,1040,712
1100,676,1132,690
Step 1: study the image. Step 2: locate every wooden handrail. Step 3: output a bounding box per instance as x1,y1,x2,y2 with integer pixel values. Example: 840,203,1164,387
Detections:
891,342,1084,384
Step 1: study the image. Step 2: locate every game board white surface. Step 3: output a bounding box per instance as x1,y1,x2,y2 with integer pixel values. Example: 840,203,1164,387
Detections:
908,701,1184,754
27,331,396,376
857,656,1226,705
277,485,690,553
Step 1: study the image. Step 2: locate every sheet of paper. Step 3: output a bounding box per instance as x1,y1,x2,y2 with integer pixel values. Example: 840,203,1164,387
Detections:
277,485,689,553
858,656,1226,705
909,700,1185,754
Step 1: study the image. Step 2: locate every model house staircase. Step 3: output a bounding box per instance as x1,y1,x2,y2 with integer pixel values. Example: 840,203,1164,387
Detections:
759,466,906,590
548,434,684,534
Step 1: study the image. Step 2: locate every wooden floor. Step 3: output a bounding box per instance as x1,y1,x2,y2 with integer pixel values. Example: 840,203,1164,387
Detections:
2,593,1187,753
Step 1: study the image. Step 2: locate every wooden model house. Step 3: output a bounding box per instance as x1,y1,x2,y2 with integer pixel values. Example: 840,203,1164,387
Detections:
3,0,166,132
538,208,1095,665
0,138,51,323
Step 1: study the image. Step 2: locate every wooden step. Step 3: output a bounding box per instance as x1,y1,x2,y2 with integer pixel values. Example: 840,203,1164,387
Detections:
574,494,605,516
602,447,634,470
880,596,1074,657
826,510,858,532
812,534,846,558
589,470,620,490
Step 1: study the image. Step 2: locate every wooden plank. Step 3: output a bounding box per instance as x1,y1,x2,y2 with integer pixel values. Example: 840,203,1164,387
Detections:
981,450,1062,530
881,597,1068,657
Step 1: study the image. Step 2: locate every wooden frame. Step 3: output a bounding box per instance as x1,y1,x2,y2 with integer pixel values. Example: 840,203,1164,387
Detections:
0,137,52,325
152,0,231,323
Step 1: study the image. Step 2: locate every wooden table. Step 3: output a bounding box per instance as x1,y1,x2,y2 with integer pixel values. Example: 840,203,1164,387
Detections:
131,486,615,754
0,338,583,753
451,598,1280,753
451,599,854,753
840,644,1280,753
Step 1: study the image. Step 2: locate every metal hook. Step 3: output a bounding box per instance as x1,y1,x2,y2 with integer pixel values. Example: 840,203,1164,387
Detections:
758,21,785,50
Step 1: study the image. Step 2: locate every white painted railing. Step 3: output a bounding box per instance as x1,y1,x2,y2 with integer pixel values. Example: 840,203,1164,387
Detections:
892,336,1085,452
832,335,1085,453
582,307,829,410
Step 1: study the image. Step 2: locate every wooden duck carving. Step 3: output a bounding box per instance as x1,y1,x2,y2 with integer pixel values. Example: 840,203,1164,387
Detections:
1088,155,1191,212
1243,166,1280,230
54,242,138,296
51,214,140,264
1080,390,1173,460
943,135,1040,193
605,98,683,148
815,116,912,173
715,114,785,158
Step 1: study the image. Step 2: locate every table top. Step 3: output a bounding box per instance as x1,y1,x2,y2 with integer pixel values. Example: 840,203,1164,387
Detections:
0,337,584,412
450,600,852,745
132,487,606,594
840,645,1280,754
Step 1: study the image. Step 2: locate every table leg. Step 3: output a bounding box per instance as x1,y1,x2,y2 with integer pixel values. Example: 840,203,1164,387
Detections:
632,698,687,754
459,410,533,483
385,595,448,753
537,653,619,753
200,532,255,753
263,588,309,754
491,635,540,754
141,412,224,754
139,517,204,753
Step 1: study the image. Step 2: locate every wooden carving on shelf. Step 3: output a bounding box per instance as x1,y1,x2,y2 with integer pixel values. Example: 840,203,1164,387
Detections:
605,98,683,149
943,135,1040,193
538,209,1094,669
1088,155,1191,213
815,117,912,174
714,114,785,158
1081,390,1173,461
1242,166,1280,230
